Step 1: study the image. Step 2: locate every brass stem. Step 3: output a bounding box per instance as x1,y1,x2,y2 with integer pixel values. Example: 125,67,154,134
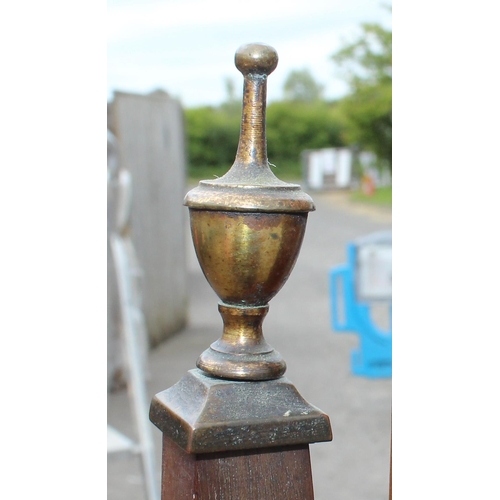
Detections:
196,301,286,381
211,304,273,355
185,43,314,381
234,74,268,168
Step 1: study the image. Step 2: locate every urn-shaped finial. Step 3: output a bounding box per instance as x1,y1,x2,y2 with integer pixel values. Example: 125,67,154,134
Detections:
184,43,315,380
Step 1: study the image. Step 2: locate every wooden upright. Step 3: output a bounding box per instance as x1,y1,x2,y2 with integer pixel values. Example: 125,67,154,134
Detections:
150,43,332,499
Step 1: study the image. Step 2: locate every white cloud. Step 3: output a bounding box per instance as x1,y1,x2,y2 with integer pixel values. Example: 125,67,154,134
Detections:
107,0,391,106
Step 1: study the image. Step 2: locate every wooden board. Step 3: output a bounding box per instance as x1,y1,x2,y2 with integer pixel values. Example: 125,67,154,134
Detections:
161,436,315,500
109,90,188,347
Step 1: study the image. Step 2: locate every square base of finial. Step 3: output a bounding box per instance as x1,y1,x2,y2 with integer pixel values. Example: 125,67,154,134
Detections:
150,369,332,454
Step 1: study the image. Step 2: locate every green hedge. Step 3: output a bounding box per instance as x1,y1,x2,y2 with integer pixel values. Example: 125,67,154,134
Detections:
185,101,345,180
266,101,344,163
184,106,240,169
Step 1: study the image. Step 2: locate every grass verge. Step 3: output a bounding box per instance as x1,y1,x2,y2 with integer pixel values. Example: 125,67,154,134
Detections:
350,186,392,207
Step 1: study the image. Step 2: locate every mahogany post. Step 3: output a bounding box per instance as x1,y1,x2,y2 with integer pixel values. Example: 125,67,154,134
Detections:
150,43,332,499
161,436,314,500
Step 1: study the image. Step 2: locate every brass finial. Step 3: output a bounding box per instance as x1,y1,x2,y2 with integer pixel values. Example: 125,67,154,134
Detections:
184,43,315,380
231,43,277,170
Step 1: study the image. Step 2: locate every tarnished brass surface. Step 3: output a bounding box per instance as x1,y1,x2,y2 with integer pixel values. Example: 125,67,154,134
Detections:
213,304,272,354
197,303,286,380
184,43,315,213
150,42,333,456
190,210,307,305
184,183,314,213
149,369,333,454
184,43,315,380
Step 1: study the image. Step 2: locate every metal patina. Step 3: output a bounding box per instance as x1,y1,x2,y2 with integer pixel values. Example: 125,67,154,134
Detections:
150,370,332,454
150,43,332,454
184,43,315,381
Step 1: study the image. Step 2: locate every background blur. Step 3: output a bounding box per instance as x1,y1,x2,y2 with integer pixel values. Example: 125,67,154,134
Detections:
107,0,392,107
108,0,392,182
5,2,499,500
107,1,392,499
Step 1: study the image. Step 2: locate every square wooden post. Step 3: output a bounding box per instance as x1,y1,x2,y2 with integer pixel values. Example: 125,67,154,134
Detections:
150,370,331,499
161,438,314,500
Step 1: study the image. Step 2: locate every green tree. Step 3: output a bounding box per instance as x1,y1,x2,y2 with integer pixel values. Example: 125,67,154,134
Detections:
266,101,344,175
220,77,241,115
332,14,392,172
185,106,240,168
185,100,345,180
283,69,324,102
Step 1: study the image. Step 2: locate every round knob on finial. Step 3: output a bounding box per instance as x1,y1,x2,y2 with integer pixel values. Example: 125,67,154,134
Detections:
235,43,278,76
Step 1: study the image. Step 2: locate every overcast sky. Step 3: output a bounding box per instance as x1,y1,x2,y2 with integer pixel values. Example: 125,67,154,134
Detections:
108,0,391,108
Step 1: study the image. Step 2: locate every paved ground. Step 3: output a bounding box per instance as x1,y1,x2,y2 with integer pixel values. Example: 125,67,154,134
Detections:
107,188,392,500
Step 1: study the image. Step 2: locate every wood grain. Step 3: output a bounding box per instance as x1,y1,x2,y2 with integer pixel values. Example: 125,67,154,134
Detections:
162,436,315,500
